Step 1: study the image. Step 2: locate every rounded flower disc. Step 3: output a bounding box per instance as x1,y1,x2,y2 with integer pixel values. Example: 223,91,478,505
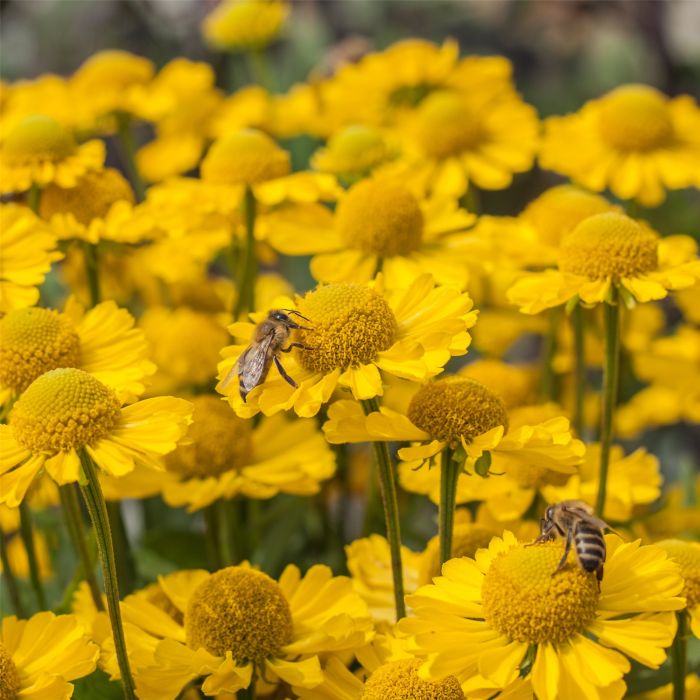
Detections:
656,539,700,638
362,659,464,700
311,125,393,179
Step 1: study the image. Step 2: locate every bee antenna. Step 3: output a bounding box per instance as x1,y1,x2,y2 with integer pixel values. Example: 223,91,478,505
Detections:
285,309,313,323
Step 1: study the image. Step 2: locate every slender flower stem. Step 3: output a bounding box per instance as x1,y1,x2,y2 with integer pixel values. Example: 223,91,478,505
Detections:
595,290,621,518
27,184,41,214
82,241,101,307
234,186,257,318
0,531,26,617
116,113,146,202
59,484,105,611
571,303,585,437
671,610,688,700
107,501,135,595
18,501,47,609
203,505,222,570
360,397,406,620
78,449,136,700
217,499,241,566
439,445,463,566
540,308,559,402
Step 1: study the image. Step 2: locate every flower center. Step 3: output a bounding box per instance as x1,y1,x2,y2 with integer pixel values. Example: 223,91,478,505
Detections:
460,360,533,410
315,125,389,176
337,179,424,257
408,377,509,445
143,582,184,625
40,167,135,225
0,308,82,394
520,185,617,247
598,85,673,151
0,642,20,700
414,91,484,158
558,212,658,279
9,368,121,453
388,82,438,109
3,115,76,162
656,540,700,608
296,284,397,373
185,567,293,663
482,541,599,644
361,659,464,700
201,128,290,186
165,395,254,478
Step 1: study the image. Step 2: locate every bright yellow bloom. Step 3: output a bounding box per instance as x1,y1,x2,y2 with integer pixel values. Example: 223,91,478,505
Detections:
400,531,685,699
0,115,104,192
0,501,53,581
0,368,192,506
540,84,700,206
0,611,98,699
0,204,62,313
656,539,700,638
218,275,477,417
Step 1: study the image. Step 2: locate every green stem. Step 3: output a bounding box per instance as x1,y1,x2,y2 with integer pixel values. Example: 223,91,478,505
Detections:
360,398,406,620
246,49,274,89
82,241,101,307
217,499,241,567
204,505,221,570
234,186,258,318
571,303,585,437
671,610,688,700
116,113,146,202
237,673,256,699
540,309,559,402
106,501,135,595
0,531,26,617
27,184,41,214
78,450,136,700
18,501,47,609
439,446,463,566
595,290,621,518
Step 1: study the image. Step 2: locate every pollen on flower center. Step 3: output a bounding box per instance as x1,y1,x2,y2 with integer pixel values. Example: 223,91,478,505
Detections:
558,212,659,279
3,115,76,162
414,91,484,158
296,284,397,373
482,540,599,644
361,659,464,700
9,368,121,453
598,85,673,151
165,395,254,478
185,567,293,663
337,178,424,257
0,308,82,393
408,377,509,445
0,641,20,700
656,540,700,609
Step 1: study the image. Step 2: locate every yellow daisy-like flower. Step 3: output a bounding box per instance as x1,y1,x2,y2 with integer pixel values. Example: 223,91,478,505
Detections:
656,539,700,639
508,213,700,314
0,611,98,699
0,115,105,192
0,367,192,507
0,204,62,313
202,0,289,52
218,275,477,417
540,84,700,206
400,531,685,699
0,503,53,581
0,300,155,409
267,176,476,288
130,564,373,698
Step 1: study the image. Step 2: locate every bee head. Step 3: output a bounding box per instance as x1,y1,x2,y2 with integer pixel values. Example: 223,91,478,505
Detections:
269,309,314,331
545,505,556,522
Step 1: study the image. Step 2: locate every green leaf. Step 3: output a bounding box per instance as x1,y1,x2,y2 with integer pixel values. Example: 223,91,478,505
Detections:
72,669,123,700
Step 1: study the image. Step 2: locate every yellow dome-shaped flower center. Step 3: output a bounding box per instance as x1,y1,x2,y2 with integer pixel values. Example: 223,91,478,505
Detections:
203,0,288,51
3,115,76,162
558,212,659,279
201,129,290,186
598,85,673,151
482,540,599,644
185,567,293,663
296,284,397,373
656,540,700,608
0,642,20,700
520,185,617,247
415,91,485,159
9,368,121,453
408,377,509,445
336,179,424,257
40,168,135,225
361,659,464,700
143,582,184,625
315,125,389,176
165,395,254,478
0,308,82,394
460,360,533,410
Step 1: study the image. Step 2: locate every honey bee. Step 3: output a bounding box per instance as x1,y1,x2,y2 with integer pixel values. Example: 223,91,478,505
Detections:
530,500,610,583
221,309,313,402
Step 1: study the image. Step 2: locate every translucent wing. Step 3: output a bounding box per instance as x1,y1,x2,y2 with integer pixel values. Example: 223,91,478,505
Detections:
238,332,276,397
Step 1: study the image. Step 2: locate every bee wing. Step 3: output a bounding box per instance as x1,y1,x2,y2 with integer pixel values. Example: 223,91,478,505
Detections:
219,349,248,392
238,332,276,394
563,502,611,531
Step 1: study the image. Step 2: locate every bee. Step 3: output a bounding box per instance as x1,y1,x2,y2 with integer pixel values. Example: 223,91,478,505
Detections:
530,500,610,584
221,309,313,402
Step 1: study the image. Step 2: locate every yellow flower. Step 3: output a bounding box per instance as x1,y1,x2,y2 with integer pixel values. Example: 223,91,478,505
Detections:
202,0,289,52
400,531,685,699
0,300,156,409
629,675,700,700
0,502,53,581
0,611,98,699
0,204,62,313
267,176,476,288
0,368,192,507
218,275,477,417
459,358,537,410
540,84,700,206
0,115,104,192
128,564,372,698
508,213,700,314
656,539,700,638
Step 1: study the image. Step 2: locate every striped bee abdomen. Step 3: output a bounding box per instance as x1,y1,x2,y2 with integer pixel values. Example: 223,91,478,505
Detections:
574,522,606,572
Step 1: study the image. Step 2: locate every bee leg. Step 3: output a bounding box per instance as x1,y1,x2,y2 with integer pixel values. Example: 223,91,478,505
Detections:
273,356,298,389
280,343,316,352
554,528,574,573
596,564,604,590
526,519,552,547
